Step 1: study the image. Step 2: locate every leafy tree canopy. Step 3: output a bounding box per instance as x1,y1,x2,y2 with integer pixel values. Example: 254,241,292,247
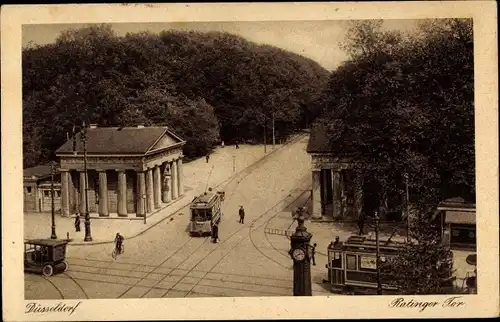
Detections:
317,19,474,217
23,24,329,167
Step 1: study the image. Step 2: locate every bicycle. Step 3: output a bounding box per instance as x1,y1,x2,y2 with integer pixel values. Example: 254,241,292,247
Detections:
111,243,125,260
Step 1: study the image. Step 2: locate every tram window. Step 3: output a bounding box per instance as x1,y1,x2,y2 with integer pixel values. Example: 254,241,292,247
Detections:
330,252,342,268
206,209,212,220
346,254,357,270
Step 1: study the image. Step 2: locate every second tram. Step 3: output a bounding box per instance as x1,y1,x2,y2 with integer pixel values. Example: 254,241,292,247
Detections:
189,190,225,236
325,235,455,294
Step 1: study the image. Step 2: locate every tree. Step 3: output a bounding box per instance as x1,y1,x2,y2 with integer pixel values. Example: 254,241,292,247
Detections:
316,18,473,295
318,19,474,219
381,215,455,294
22,25,329,167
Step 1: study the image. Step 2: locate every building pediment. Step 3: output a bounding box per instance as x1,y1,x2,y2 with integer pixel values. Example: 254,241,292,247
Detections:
146,128,185,155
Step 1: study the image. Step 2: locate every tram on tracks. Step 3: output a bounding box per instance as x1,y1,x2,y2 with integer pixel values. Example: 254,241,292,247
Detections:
189,189,225,236
324,235,455,294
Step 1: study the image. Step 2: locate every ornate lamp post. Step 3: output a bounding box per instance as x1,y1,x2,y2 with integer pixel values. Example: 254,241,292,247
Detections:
50,162,58,239
81,122,93,242
288,207,313,296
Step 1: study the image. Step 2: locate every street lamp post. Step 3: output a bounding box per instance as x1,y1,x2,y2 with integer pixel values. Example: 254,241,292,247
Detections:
272,112,275,149
81,122,93,242
404,172,410,241
374,211,382,295
50,162,58,239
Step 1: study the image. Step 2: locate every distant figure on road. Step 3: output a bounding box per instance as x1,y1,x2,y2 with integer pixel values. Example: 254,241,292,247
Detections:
358,212,365,235
311,243,317,266
74,214,81,232
235,140,240,149
238,205,245,224
211,221,219,243
206,154,210,163
221,140,225,148
114,232,124,254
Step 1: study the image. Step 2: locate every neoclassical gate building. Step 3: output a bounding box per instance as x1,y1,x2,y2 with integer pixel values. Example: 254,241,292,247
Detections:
306,124,364,221
55,125,186,218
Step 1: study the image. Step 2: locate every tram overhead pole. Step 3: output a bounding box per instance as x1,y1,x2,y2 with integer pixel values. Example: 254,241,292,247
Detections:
81,121,93,242
375,211,382,295
50,162,58,240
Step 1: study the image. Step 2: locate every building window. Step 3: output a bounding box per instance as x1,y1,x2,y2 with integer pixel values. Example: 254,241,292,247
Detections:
26,187,32,194
43,191,50,198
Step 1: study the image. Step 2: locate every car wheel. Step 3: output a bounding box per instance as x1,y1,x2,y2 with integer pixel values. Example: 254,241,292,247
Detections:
42,264,54,277
61,261,69,272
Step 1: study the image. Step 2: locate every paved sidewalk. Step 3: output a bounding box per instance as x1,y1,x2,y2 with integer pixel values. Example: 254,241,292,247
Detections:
24,135,305,245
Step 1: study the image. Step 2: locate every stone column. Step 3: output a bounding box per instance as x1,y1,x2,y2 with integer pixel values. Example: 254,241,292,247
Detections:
153,166,162,208
60,169,70,217
68,171,75,214
331,170,342,219
146,168,155,213
171,160,178,200
162,163,172,203
79,171,86,214
97,170,109,216
177,158,184,196
136,171,146,217
311,170,322,219
321,170,328,208
117,170,127,217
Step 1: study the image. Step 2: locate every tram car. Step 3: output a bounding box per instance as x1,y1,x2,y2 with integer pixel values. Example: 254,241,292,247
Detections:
325,235,405,294
189,189,225,236
325,235,455,294
24,239,69,277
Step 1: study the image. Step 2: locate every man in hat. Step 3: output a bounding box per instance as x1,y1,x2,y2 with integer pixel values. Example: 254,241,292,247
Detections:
211,221,220,243
74,213,81,232
238,205,245,224
311,243,317,266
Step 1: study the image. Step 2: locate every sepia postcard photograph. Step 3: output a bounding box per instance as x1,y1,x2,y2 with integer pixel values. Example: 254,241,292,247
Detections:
2,2,499,321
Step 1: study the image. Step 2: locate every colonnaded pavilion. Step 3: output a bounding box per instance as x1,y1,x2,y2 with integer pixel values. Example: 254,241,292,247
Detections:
55,125,186,218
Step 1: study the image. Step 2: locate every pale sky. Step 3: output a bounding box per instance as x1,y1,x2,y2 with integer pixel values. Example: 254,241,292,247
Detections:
23,20,420,71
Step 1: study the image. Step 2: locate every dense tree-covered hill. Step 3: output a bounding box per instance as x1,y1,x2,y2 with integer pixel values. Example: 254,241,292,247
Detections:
23,25,330,167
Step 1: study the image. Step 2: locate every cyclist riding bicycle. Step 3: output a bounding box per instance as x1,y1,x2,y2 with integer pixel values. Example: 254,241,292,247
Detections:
114,232,124,254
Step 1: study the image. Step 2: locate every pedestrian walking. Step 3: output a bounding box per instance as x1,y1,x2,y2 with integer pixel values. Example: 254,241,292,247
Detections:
358,212,365,235
114,232,124,253
206,154,210,163
235,140,240,149
221,140,225,148
238,205,245,224
311,243,317,266
211,221,219,243
74,213,81,232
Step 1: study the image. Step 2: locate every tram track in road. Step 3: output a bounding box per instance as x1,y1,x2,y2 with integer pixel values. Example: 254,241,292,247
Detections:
41,276,65,299
63,272,89,299
250,187,312,269
158,193,301,298
182,189,311,297
131,142,295,298
116,237,206,298
64,257,291,282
